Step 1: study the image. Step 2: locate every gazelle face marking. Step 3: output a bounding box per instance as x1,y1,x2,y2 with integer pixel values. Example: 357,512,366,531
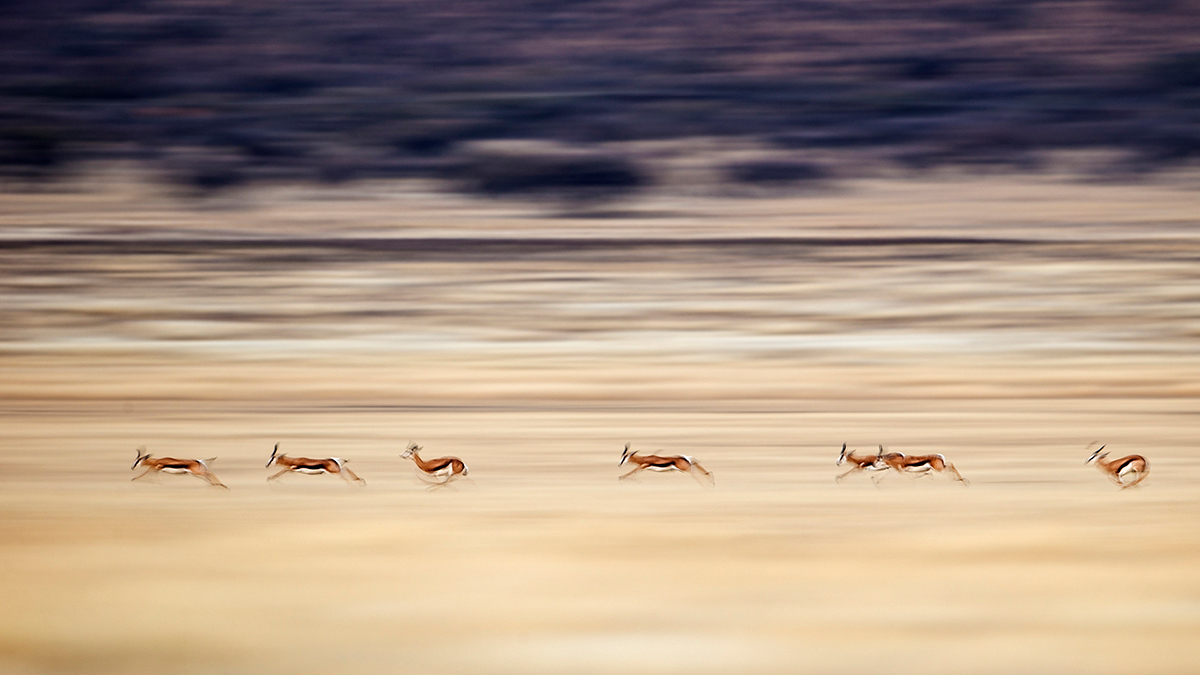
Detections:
132,446,153,470
620,443,633,466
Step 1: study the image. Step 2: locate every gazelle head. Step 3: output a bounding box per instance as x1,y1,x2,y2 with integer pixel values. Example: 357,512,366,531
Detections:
1086,444,1107,465
267,442,283,467
132,446,151,470
837,443,848,466
620,443,633,466
402,442,421,459
873,446,894,469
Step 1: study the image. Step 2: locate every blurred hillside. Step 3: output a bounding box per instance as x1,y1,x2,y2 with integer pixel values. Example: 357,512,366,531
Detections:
1,0,1198,199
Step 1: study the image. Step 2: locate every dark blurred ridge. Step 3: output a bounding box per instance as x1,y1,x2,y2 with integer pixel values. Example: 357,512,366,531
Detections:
1,0,1198,196
0,234,1031,250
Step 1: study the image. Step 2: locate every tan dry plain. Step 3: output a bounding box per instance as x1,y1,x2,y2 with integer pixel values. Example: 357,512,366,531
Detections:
2,171,1200,674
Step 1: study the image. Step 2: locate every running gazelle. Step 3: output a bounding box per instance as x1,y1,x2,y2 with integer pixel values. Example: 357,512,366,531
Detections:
400,442,469,485
836,443,888,483
266,443,365,485
1086,445,1149,489
131,446,228,488
619,443,713,484
873,446,968,485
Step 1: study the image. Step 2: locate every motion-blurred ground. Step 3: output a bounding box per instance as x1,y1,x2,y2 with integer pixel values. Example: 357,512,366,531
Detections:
1,172,1198,674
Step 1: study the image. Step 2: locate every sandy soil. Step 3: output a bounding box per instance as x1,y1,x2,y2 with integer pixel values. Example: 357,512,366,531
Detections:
1,172,1199,674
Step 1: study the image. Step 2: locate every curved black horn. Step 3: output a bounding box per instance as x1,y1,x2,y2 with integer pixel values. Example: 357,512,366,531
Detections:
267,442,280,467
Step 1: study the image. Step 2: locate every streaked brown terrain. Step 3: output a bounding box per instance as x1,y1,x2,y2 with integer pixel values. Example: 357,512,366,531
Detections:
2,172,1199,674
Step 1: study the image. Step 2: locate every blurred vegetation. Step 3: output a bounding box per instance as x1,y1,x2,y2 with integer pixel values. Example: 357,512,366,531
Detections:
1,0,1198,198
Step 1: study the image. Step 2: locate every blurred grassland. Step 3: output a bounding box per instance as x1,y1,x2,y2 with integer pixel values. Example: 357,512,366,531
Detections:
1,172,1199,673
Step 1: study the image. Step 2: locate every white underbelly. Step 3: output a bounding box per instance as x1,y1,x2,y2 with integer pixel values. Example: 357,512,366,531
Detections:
295,468,329,475
161,468,191,475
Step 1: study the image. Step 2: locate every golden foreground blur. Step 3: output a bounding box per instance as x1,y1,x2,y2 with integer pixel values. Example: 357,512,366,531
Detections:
1,171,1199,674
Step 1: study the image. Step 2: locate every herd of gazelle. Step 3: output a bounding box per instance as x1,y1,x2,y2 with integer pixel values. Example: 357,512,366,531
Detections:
131,442,1150,490
836,444,968,485
131,442,468,489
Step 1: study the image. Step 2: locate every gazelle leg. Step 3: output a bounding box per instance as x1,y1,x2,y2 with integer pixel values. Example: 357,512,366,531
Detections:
618,466,645,480
132,468,155,481
687,461,714,485
1119,471,1145,489
835,467,859,482
267,468,292,481
199,472,229,489
420,470,452,486
946,464,968,485
425,475,457,491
